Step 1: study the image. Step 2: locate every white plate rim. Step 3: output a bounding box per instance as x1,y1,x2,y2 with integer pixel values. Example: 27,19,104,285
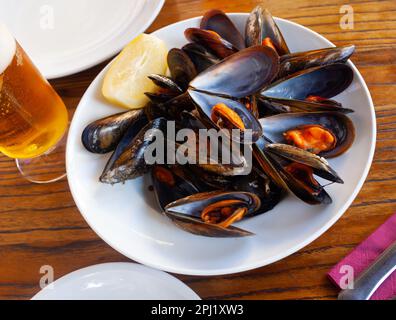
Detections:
66,14,377,276
31,262,200,300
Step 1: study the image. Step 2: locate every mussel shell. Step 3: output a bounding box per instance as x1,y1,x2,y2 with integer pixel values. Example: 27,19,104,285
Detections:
148,74,183,93
245,6,290,55
259,112,355,158
182,43,220,74
262,63,354,100
253,143,332,205
187,166,235,190
166,191,260,217
145,92,179,104
190,46,279,99
188,90,263,144
165,191,260,237
232,170,284,216
151,92,195,120
279,45,355,78
100,117,167,184
179,110,207,130
265,143,343,183
82,110,148,154
262,97,354,114
185,28,238,59
152,165,200,210
257,96,290,117
165,212,254,238
168,48,197,91
200,9,246,50
277,163,332,205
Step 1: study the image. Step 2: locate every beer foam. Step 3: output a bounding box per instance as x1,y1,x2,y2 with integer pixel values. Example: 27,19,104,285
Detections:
0,23,16,75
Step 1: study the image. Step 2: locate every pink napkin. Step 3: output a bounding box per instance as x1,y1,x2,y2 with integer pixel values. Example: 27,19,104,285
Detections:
328,213,396,300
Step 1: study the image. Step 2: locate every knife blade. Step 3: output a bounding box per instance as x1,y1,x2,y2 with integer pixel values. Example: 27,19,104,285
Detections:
338,240,396,300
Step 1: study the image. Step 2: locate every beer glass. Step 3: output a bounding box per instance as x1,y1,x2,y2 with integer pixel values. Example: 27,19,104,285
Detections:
0,23,68,183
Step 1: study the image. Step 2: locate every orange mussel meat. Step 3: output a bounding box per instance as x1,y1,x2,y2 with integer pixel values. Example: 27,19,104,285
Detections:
284,125,336,154
211,103,246,130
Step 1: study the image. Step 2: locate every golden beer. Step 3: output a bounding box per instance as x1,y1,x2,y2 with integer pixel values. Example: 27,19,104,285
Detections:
0,26,68,159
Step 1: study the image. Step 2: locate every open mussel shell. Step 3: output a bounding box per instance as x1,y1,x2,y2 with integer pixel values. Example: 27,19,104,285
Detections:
279,45,355,78
261,97,354,114
200,9,245,50
259,112,355,158
262,63,354,100
165,212,253,238
190,46,279,99
182,43,221,73
245,6,290,55
100,117,167,184
188,90,263,143
82,110,148,154
253,142,332,205
185,28,238,59
165,191,260,238
151,165,200,210
168,48,197,91
265,143,343,183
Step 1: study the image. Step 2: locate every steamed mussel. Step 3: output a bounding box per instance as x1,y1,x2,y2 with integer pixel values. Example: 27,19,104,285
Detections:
81,5,358,237
165,191,261,237
82,109,148,154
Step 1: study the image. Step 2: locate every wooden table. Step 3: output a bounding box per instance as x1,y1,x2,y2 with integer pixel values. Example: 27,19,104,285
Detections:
1,0,395,300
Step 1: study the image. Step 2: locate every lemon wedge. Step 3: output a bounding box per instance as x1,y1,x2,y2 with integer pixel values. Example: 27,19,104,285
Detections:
102,34,168,109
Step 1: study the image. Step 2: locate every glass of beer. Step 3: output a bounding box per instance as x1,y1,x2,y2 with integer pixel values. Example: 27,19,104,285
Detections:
0,23,69,183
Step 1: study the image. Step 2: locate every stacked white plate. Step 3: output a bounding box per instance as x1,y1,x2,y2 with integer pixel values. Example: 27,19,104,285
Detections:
0,0,165,78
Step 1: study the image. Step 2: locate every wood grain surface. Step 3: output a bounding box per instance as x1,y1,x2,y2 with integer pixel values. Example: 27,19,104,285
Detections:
0,0,395,300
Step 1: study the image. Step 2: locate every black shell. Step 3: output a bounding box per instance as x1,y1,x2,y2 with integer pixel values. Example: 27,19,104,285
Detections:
262,63,354,100
260,96,354,115
253,142,332,205
81,110,148,154
168,48,197,91
148,74,183,93
190,46,279,99
185,28,238,59
279,45,355,78
165,191,261,238
200,9,245,50
100,118,167,184
231,170,284,216
245,6,290,55
152,165,200,211
182,43,220,74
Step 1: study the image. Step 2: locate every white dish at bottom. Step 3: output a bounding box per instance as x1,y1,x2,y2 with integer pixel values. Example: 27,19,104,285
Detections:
32,263,200,300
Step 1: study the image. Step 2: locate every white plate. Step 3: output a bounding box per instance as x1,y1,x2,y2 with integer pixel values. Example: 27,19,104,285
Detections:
32,263,200,300
66,14,376,276
0,0,164,79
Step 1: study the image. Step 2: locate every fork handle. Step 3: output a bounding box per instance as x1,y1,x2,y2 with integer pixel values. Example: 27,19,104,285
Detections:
338,241,396,300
